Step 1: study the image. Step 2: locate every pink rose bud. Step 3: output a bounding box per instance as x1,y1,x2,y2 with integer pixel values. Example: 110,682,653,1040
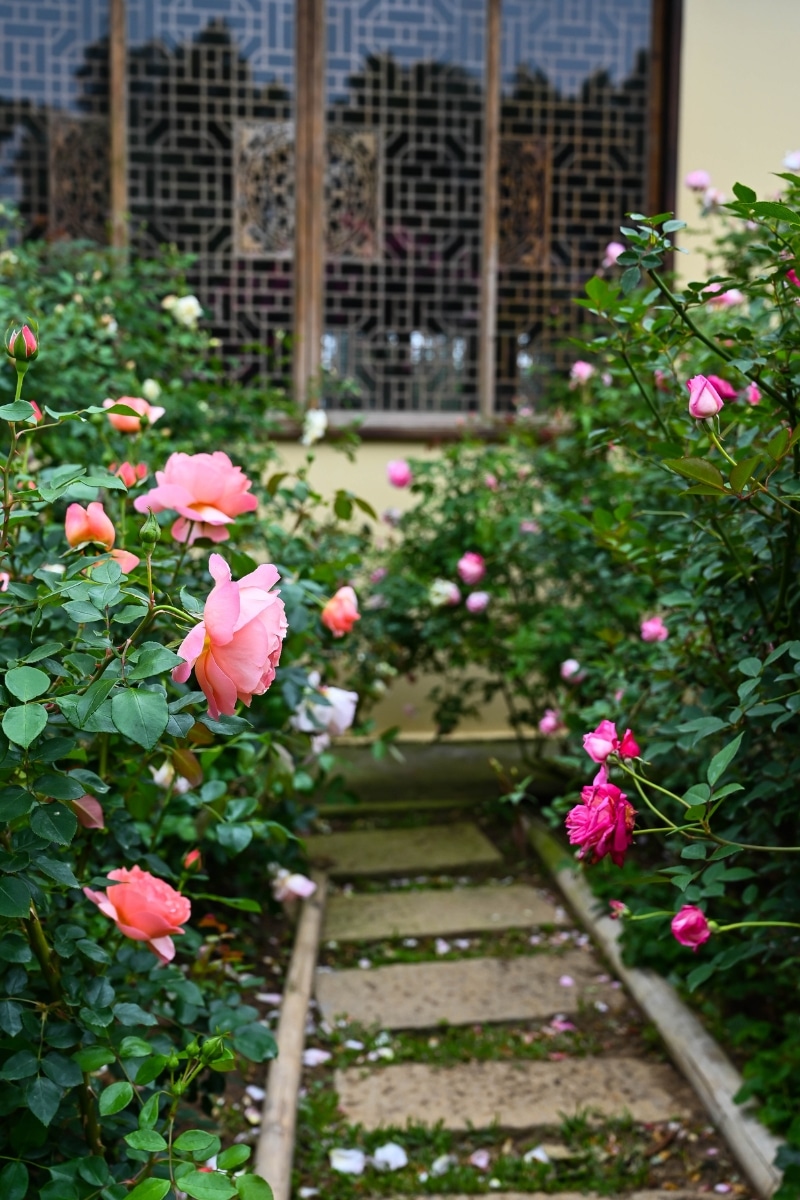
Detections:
640,615,669,643
706,374,737,400
687,374,724,418
569,360,594,387
787,269,800,288
5,323,38,361
111,461,148,487
465,590,490,614
28,401,43,423
183,849,202,871
583,719,620,763
671,905,711,951
538,708,563,735
609,900,629,919
84,865,191,964
618,728,640,758
602,241,625,267
745,382,761,406
457,551,485,585
386,459,413,488
321,585,360,638
0,571,10,591
560,658,584,682
685,169,711,191
65,501,116,551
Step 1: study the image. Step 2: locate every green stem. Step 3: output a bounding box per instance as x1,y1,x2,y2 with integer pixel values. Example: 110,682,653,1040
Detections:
617,761,690,810
627,771,678,829
709,516,771,625
716,920,800,932
617,346,671,438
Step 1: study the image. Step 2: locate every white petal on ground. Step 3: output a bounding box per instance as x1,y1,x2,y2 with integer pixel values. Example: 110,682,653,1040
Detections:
372,1142,409,1171
469,1149,490,1170
329,1148,367,1175
431,1154,456,1176
524,1146,551,1164
245,1085,265,1102
302,1048,332,1067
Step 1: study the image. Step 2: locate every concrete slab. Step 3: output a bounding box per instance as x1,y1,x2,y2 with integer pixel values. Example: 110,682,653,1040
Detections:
324,885,567,942
315,951,622,1029
400,1194,709,1200
304,822,502,878
334,1057,693,1129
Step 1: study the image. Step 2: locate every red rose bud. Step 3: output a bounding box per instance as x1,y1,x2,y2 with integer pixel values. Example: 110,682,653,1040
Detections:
5,323,39,362
183,848,202,871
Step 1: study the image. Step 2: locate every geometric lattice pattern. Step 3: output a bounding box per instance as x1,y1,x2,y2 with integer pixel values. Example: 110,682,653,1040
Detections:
0,1,109,237
322,0,487,413
127,2,296,386
497,0,653,409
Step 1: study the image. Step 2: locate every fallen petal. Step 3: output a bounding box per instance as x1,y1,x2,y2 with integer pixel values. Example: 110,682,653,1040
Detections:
372,1142,408,1171
329,1149,366,1175
302,1048,331,1067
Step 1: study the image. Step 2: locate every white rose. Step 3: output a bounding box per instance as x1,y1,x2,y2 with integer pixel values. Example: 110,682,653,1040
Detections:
169,294,203,328
300,408,328,446
141,378,162,402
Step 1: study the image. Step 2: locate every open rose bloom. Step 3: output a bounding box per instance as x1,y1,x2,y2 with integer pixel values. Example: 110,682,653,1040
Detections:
583,719,640,763
103,396,165,433
321,586,360,637
84,865,191,963
292,676,359,753
64,501,139,574
134,451,257,545
173,553,287,719
566,771,636,867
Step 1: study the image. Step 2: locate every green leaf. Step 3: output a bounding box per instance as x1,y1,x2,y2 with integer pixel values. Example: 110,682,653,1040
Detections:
0,875,32,918
0,786,35,820
41,1052,83,1088
680,843,708,860
119,1036,154,1058
236,1176,274,1200
216,823,253,854
125,1129,168,1152
181,1171,238,1200
76,678,118,726
738,657,762,677
127,1181,171,1200
32,773,87,801
77,1157,109,1186
663,457,726,490
98,1080,134,1115
30,804,78,845
193,893,262,913
0,1161,29,1200
139,1092,161,1128
0,1050,39,1080
128,643,185,680
766,427,790,460
620,265,641,294
34,856,80,888
133,1054,168,1085
5,666,50,701
25,1075,63,1125
751,200,800,225
0,400,37,420
112,1001,159,1027
3,703,48,747
111,689,169,750
72,1047,115,1072
729,455,761,493
217,1145,252,1171
686,962,715,992
63,600,105,623
707,733,744,788
174,1130,222,1158
233,1023,277,1063
732,182,757,203
0,1000,22,1036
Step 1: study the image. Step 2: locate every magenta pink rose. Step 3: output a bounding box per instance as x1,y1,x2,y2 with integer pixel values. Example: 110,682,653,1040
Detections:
640,615,669,642
671,905,711,951
687,374,724,418
603,241,625,267
173,553,287,719
386,459,413,488
565,778,636,867
583,720,639,762
609,900,628,919
706,374,737,400
134,451,257,545
745,383,761,406
457,552,485,585
787,269,800,289
538,708,563,735
84,865,191,963
560,658,584,682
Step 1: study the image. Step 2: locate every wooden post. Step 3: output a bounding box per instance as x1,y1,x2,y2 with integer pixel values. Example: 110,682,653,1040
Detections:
109,0,129,251
293,0,326,408
478,0,501,420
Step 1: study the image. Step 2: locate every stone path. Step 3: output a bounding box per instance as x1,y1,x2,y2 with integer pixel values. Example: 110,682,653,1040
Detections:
294,813,757,1199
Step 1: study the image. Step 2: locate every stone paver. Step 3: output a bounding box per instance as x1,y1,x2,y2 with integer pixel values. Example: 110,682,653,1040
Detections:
315,950,623,1029
334,1057,693,1129
324,884,566,941
304,822,502,877
406,1194,708,1200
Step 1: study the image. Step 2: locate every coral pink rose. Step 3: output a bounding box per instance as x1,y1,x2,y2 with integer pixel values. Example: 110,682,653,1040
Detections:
110,461,148,487
64,502,139,574
565,775,636,867
173,554,287,719
103,396,165,433
321,586,360,637
134,451,257,545
641,615,669,642
386,459,413,488
687,374,724,418
609,900,629,919
671,905,711,951
457,552,485,586
84,865,191,964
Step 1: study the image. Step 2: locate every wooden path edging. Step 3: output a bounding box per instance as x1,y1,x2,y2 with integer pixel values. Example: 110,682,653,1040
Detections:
528,820,783,1199
254,871,327,1200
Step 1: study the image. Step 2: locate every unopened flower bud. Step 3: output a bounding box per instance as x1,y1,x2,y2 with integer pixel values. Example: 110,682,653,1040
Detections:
139,508,161,546
200,1035,226,1061
183,848,202,872
5,322,38,363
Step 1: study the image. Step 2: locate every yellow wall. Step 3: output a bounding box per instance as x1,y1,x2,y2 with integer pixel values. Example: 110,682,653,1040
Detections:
675,0,800,274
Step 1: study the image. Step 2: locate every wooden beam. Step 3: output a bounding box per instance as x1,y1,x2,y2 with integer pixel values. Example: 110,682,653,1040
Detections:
307,0,326,397
292,0,311,405
478,0,501,420
109,0,129,251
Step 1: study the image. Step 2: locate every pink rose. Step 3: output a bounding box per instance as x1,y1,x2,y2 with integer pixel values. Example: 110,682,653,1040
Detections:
706,374,737,400
685,169,711,191
172,553,287,719
64,502,139,574
787,269,800,289
272,869,317,903
671,905,711,951
386,459,413,488
687,375,724,418
565,779,636,867
703,285,744,308
0,571,10,592
111,461,148,487
465,590,490,613
457,552,485,585
583,720,640,762
609,900,628,919
602,241,625,267
520,520,540,534
538,708,564,735
133,451,257,545
569,360,594,387
370,567,388,584
321,586,360,637
641,615,669,642
745,382,761,406
484,472,499,491
560,658,585,683
5,324,38,361
84,865,191,964
103,396,165,433
702,187,726,212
